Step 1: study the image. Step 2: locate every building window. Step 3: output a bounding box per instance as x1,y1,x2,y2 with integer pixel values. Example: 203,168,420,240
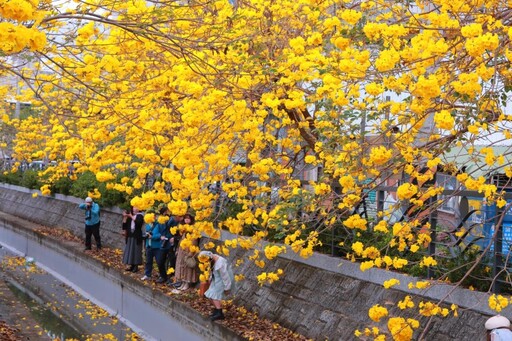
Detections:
437,173,457,212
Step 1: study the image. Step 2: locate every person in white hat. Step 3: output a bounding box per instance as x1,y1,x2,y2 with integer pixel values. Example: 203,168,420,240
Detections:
485,315,512,341
198,250,234,321
78,197,102,251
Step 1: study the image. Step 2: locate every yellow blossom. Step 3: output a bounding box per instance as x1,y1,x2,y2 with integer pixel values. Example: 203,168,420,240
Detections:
368,305,388,322
383,278,400,289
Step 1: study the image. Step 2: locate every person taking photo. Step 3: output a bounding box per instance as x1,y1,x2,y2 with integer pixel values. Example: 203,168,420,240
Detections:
78,197,101,251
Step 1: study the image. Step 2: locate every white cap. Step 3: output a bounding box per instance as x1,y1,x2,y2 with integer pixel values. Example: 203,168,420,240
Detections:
198,251,213,259
485,315,511,330
85,197,93,203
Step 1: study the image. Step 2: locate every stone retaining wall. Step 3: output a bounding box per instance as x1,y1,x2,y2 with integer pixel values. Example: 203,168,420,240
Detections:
0,184,504,340
0,184,125,249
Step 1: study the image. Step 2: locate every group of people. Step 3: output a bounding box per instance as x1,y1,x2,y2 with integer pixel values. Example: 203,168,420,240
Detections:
78,197,234,321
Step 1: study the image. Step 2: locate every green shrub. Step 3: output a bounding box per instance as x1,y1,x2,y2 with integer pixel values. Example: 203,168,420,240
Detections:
100,186,127,208
20,170,42,189
69,171,97,199
52,176,73,195
67,170,129,208
435,245,493,291
0,169,23,185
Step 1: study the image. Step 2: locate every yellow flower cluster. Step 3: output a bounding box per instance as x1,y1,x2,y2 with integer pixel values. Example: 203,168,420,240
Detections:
143,213,155,224
157,215,169,224
368,304,388,322
488,294,510,312
373,220,389,233
0,22,47,53
340,9,362,25
40,184,51,196
451,73,481,98
418,301,449,317
433,110,455,130
396,183,418,200
215,245,230,256
383,278,400,289
351,241,364,256
408,281,431,290
411,75,441,100
387,317,419,341
397,296,415,310
360,261,374,272
451,304,459,317
419,256,437,267
461,23,483,38
465,33,499,58
256,269,284,286
343,214,367,230
368,145,392,166
391,222,412,252
365,82,385,96
372,256,408,270
313,182,331,195
96,171,116,182
362,246,380,259
354,326,382,339
0,0,39,22
264,245,286,260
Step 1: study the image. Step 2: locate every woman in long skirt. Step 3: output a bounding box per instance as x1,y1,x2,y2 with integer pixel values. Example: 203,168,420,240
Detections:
173,214,199,291
122,207,144,272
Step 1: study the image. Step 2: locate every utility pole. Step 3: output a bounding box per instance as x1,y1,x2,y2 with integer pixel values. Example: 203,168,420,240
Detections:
15,79,21,119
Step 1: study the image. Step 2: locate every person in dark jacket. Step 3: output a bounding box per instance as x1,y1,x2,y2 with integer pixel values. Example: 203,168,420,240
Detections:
141,207,179,282
122,206,144,273
155,208,180,284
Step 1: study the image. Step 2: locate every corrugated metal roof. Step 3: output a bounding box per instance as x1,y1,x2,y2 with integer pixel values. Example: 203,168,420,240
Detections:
441,145,512,179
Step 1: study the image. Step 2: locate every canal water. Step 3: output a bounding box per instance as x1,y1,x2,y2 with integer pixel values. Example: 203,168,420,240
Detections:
6,280,83,340
0,245,135,341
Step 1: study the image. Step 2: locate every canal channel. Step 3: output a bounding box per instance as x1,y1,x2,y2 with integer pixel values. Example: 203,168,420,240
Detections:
0,212,241,341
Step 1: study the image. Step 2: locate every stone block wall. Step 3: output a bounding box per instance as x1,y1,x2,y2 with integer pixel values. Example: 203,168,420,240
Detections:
0,184,502,340
231,248,487,340
0,184,125,249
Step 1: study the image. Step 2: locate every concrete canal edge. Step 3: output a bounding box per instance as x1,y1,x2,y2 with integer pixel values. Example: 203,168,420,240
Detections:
0,250,124,340
0,212,244,341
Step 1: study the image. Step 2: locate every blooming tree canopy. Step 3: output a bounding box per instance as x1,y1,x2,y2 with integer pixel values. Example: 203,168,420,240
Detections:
2,0,512,339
